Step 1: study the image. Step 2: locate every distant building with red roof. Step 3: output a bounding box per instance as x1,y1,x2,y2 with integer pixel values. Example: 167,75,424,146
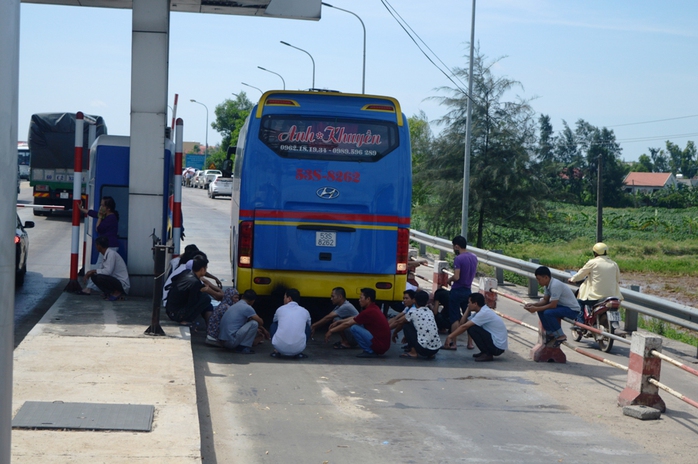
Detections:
623,172,677,194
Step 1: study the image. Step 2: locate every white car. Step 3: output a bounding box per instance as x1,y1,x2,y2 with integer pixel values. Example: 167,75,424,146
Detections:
208,175,233,199
192,170,205,188
200,169,222,189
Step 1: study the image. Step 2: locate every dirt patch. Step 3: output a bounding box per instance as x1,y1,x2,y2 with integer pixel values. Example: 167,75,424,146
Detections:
622,273,698,307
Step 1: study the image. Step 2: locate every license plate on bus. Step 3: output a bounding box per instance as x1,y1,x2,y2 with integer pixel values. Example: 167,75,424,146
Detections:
316,231,336,247
607,311,621,322
59,192,69,199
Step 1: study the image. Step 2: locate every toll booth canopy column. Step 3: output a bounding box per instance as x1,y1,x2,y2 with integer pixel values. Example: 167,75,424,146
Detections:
128,0,170,296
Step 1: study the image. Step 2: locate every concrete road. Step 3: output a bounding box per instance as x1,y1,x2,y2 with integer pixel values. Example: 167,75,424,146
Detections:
15,180,70,346
180,185,698,463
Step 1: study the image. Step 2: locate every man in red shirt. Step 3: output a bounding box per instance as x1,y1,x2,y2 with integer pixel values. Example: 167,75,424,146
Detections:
325,288,391,358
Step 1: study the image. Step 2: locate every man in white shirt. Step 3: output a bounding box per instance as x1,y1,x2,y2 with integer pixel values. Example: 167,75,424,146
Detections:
84,236,130,301
445,292,508,362
270,288,312,358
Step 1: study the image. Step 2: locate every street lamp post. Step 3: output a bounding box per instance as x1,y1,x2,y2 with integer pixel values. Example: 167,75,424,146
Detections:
190,99,209,168
321,2,365,93
280,41,315,89
257,66,286,90
461,0,477,240
241,82,263,95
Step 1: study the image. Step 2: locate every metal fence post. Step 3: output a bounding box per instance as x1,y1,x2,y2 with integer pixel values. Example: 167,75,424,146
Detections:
419,243,426,256
493,249,504,285
624,284,640,333
439,249,447,260
528,258,540,298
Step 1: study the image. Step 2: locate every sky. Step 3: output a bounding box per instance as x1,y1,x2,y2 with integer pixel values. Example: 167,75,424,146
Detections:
17,0,698,162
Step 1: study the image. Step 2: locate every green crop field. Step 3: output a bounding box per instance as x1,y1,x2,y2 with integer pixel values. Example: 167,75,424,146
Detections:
485,203,698,276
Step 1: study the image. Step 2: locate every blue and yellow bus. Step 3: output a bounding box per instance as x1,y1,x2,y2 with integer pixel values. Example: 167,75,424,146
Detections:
230,90,411,306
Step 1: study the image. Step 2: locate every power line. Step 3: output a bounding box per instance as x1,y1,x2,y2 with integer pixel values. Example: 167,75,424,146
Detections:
607,114,698,128
380,0,470,98
616,132,698,144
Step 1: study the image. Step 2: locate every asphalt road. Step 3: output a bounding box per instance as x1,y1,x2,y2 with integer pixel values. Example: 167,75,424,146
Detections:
15,181,70,347
179,185,698,464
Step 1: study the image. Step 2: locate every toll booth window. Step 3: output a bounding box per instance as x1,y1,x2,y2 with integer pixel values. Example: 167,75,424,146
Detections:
259,115,399,162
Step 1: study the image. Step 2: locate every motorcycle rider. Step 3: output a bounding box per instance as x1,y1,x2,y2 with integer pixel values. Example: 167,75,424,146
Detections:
568,242,622,327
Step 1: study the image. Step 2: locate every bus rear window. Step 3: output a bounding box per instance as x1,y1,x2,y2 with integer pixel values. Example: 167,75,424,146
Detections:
259,115,399,162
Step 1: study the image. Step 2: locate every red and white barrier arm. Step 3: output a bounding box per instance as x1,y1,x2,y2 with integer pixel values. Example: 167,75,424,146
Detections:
173,118,183,257
16,205,65,209
69,112,84,282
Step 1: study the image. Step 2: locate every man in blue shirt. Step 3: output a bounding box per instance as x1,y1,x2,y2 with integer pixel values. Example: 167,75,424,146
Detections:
524,266,581,346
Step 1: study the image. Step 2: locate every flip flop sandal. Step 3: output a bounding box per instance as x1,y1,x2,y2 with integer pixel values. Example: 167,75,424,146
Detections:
441,343,457,350
295,353,308,359
270,352,280,358
333,342,351,350
399,353,418,359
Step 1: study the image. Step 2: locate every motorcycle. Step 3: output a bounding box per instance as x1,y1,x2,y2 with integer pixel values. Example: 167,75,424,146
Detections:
570,296,622,353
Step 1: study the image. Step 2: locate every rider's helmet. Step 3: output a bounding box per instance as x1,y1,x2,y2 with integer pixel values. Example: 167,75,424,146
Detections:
592,242,608,255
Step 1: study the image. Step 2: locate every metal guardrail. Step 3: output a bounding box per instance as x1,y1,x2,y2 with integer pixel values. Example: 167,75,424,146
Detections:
409,229,698,333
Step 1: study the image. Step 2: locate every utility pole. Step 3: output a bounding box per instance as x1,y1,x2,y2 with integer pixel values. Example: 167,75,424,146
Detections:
596,154,603,242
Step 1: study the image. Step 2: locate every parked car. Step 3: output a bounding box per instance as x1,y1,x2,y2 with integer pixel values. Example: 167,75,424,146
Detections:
201,169,222,189
15,214,34,286
208,175,233,199
192,170,205,188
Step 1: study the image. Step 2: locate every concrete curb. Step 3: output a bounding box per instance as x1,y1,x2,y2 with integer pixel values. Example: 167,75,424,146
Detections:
12,292,200,463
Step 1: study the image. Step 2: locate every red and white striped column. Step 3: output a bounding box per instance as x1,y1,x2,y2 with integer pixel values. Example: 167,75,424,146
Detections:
81,123,96,271
170,93,179,139
68,112,84,287
172,118,183,257
618,332,666,412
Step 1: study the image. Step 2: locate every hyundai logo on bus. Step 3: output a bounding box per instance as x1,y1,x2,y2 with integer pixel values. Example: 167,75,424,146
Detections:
316,187,340,199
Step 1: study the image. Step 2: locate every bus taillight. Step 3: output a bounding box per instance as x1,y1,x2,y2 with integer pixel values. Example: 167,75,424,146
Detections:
238,221,253,268
396,228,409,274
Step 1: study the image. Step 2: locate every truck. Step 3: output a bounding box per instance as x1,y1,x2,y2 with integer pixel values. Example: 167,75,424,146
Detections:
17,142,30,179
28,113,107,216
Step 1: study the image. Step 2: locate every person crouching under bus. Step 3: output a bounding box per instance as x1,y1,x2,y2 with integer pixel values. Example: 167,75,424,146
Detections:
270,288,312,359
325,288,391,358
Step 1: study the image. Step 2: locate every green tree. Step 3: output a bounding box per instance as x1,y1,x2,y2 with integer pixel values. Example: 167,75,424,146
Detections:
581,124,629,207
635,154,653,172
665,140,697,179
537,114,555,163
552,121,585,203
418,47,542,247
210,92,254,167
408,111,433,209
649,147,670,172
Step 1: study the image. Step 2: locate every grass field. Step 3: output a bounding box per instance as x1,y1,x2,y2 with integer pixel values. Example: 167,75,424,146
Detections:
490,204,698,276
